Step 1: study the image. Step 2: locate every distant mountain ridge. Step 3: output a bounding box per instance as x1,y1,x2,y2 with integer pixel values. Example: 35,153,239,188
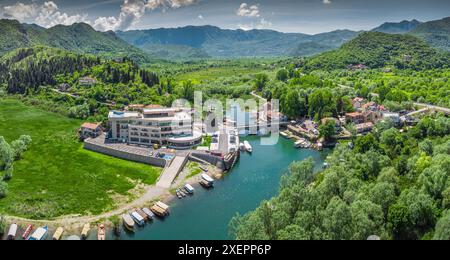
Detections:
410,17,450,51
371,19,422,34
117,26,360,58
0,19,154,63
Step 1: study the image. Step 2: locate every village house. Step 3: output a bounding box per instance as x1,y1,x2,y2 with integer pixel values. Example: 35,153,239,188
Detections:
79,76,96,86
351,97,365,110
355,122,374,134
79,122,102,140
345,112,365,124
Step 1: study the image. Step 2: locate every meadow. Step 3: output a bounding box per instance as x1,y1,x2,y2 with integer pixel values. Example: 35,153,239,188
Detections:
0,99,161,219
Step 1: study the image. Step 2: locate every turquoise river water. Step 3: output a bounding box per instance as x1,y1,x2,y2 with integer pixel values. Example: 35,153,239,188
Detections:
101,136,328,240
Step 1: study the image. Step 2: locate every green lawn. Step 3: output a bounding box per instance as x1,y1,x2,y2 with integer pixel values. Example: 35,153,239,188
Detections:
0,98,161,219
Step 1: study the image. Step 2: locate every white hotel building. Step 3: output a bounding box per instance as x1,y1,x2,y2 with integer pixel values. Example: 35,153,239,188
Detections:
108,107,202,149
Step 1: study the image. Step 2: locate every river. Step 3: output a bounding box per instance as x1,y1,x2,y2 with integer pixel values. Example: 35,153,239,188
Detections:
113,136,328,240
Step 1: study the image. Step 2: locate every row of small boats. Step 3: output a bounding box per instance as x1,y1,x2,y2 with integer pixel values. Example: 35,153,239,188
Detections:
176,183,195,199
6,222,105,240
122,201,170,232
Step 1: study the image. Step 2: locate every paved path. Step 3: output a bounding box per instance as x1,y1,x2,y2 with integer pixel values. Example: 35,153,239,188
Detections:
157,156,187,188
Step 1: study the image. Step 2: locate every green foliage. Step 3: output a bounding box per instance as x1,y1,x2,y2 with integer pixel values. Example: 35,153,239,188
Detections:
253,74,269,92
0,181,8,198
0,215,5,235
305,32,450,71
231,115,450,240
319,120,337,141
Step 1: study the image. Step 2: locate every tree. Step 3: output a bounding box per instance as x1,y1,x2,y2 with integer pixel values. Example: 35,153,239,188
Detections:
308,88,336,120
253,73,269,92
10,135,32,160
0,216,5,236
350,200,385,240
0,137,13,170
418,166,448,200
354,133,379,154
178,80,195,102
419,139,434,156
0,181,8,198
276,69,289,82
433,210,450,240
322,196,353,240
319,120,336,142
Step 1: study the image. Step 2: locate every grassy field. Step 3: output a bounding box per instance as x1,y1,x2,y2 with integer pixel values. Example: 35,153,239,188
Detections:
0,99,161,219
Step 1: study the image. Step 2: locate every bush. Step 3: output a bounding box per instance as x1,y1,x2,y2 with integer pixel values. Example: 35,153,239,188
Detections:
0,181,8,198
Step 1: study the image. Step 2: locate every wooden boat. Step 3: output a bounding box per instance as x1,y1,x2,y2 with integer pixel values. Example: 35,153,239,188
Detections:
131,211,145,227
97,224,106,240
29,226,48,240
22,224,33,240
156,201,170,212
142,208,154,220
81,223,90,240
184,184,195,194
280,131,290,138
135,208,149,221
199,179,213,188
7,223,18,240
243,141,253,152
151,201,170,217
122,214,135,232
52,227,64,240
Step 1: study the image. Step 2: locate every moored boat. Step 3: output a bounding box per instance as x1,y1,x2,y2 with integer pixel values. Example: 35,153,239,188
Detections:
122,214,135,231
52,227,64,240
29,226,48,240
184,184,195,194
7,223,18,240
81,223,90,240
243,141,253,152
22,224,33,240
97,224,106,240
280,131,291,138
142,208,154,220
135,208,149,221
239,143,245,151
131,211,145,227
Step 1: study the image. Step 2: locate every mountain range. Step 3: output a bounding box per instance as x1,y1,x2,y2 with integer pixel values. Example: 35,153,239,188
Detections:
0,16,449,62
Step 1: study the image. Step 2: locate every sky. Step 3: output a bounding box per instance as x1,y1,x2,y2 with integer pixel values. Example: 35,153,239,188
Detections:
0,0,449,34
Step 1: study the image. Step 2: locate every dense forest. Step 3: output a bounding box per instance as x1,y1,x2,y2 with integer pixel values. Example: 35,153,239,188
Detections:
230,115,450,240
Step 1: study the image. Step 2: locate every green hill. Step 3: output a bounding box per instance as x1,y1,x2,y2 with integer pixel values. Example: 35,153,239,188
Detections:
371,19,422,34
305,32,450,70
0,19,154,63
410,17,450,51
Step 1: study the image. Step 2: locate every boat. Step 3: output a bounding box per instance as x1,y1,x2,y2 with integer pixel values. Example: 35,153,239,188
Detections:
122,214,135,231
22,224,33,240
151,205,167,217
239,143,245,151
142,208,154,220
97,224,106,240
52,227,64,240
81,223,90,240
201,173,214,185
200,165,209,172
280,131,290,138
7,223,18,240
156,201,170,212
199,179,213,188
136,208,149,221
67,235,81,240
243,141,253,152
184,184,195,194
176,190,183,199
131,211,145,227
180,190,187,197
29,226,48,240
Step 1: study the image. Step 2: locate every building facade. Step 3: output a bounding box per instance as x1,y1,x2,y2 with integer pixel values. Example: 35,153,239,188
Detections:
108,107,202,149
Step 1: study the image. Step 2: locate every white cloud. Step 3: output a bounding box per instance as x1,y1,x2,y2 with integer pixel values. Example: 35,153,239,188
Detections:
94,0,200,31
198,14,204,19
323,0,332,4
237,3,260,18
1,1,89,27
2,2,38,20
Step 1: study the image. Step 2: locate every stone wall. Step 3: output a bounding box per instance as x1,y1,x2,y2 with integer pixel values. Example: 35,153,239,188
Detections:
84,141,167,168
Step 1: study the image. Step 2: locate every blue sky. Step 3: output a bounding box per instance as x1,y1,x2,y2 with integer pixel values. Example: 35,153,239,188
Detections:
0,0,449,34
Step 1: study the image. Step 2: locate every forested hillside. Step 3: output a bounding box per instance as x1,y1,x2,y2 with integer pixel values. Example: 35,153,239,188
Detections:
305,32,450,70
0,19,153,63
231,115,450,240
411,17,450,51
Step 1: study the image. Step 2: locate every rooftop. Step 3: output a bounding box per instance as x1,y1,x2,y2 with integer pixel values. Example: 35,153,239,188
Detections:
81,122,101,130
